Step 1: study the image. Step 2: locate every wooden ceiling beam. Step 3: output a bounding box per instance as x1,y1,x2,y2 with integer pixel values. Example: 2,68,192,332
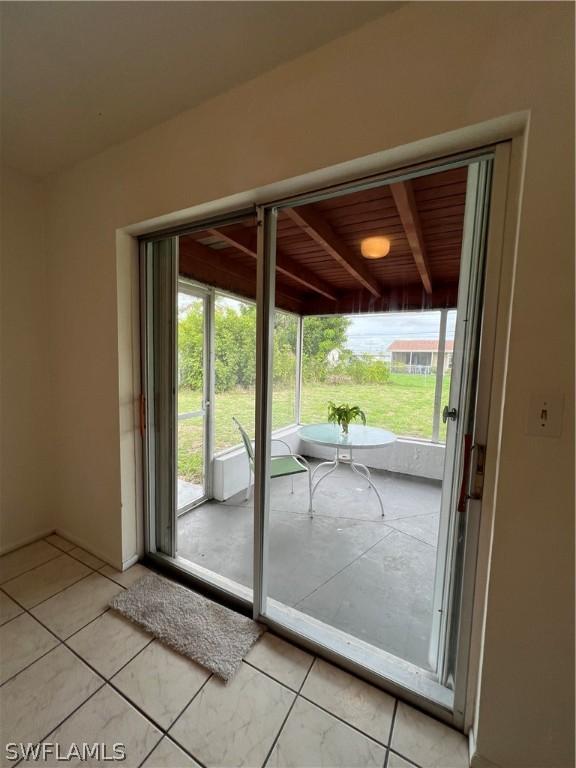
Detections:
208,226,337,301
179,238,303,314
284,206,382,298
389,181,433,295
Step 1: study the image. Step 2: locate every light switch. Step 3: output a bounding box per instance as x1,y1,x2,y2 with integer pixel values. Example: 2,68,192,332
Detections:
526,392,565,438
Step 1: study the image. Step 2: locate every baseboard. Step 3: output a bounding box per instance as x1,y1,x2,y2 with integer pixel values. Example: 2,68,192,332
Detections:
469,731,502,768
0,528,56,556
54,528,120,570
470,754,502,768
122,552,140,570
54,528,140,572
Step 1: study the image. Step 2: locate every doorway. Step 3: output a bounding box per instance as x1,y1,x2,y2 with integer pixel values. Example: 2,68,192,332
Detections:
141,148,505,722
177,281,211,513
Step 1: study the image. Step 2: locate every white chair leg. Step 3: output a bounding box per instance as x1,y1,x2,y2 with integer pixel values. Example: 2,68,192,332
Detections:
308,469,313,517
291,476,294,494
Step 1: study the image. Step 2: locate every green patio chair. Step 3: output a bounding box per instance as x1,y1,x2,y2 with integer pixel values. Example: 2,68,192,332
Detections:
233,417,313,516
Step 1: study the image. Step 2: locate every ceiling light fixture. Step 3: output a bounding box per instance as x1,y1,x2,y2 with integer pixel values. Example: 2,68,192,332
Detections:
361,236,391,260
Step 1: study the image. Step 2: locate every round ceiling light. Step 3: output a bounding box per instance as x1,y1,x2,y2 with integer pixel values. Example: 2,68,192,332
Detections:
361,236,391,259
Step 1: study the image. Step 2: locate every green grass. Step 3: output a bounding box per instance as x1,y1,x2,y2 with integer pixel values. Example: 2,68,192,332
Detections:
178,373,450,483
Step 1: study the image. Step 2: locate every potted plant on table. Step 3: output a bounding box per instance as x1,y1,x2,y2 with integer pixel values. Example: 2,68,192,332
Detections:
327,402,366,435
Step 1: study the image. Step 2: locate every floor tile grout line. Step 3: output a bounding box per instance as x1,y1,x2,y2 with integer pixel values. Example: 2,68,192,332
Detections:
0,587,133,683
5,611,421,768
2,560,179,699
0,593,132,687
296,689,395,750
293,526,396,608
0,549,67,587
5,612,421,768
386,747,423,768
136,733,166,768
383,699,399,768
242,657,314,695
385,700,427,768
62,606,119,643
98,564,157,591
4,570,397,755
162,674,215,768
0,535,114,590
0,562,98,611
2,543,437,768
0,634,61,688
2,548,220,768
64,549,107,570
33,680,108,745
16,629,210,768
44,535,77,553
2,597,173,760
99,571,135,589
0,591,153,691
261,651,316,767
24,571,97,611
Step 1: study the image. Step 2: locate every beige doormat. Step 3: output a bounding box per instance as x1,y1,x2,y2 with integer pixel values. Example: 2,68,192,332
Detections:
110,572,265,681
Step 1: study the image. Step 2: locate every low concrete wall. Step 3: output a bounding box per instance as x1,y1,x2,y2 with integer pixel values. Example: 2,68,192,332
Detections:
212,425,445,501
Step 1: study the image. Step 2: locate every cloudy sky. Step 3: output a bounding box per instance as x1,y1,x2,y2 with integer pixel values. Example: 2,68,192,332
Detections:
179,291,456,357
345,310,456,356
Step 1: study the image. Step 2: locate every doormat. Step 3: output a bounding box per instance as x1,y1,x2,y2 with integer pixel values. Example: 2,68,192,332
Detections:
110,573,265,682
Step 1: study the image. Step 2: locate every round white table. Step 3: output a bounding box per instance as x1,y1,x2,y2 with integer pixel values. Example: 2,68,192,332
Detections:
298,423,397,517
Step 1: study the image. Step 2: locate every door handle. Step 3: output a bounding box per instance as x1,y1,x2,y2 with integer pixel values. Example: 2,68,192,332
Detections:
442,406,458,423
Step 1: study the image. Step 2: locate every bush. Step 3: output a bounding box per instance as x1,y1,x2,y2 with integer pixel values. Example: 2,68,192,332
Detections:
345,355,390,385
179,300,300,393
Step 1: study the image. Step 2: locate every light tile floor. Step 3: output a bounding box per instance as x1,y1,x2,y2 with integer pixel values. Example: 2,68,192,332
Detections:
0,537,469,768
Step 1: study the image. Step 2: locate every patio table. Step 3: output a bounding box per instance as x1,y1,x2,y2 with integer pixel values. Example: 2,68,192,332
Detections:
298,423,397,517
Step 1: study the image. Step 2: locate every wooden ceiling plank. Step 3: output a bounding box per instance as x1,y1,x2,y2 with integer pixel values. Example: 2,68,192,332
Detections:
390,180,433,295
302,281,460,316
180,238,303,314
209,226,337,301
284,205,381,298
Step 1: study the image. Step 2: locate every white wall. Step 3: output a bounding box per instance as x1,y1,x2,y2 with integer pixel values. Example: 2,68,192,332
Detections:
39,3,573,766
0,166,52,551
213,432,444,502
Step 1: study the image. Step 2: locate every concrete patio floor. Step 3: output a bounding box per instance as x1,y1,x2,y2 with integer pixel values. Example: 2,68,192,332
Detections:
177,460,441,670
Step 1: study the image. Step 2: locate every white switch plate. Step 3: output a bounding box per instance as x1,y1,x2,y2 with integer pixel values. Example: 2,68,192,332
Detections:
526,392,565,437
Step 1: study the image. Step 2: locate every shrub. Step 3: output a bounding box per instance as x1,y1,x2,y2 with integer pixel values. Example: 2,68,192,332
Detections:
344,355,390,385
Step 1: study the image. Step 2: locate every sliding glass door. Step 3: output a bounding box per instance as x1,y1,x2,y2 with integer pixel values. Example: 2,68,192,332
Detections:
177,281,211,513
141,148,505,723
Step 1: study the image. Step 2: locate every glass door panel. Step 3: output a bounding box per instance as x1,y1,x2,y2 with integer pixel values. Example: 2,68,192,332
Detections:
257,158,494,700
144,154,500,717
172,216,258,600
177,287,208,513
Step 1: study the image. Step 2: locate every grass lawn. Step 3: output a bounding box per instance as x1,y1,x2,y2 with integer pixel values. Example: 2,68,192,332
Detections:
178,373,450,483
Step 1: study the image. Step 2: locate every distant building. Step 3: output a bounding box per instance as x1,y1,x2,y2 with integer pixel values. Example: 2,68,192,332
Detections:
387,339,454,374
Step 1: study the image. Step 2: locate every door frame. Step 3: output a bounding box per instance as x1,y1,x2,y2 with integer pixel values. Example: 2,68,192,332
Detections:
139,139,518,730
176,279,214,513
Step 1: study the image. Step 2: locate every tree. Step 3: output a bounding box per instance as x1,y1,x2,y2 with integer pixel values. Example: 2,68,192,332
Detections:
178,300,300,393
302,315,350,382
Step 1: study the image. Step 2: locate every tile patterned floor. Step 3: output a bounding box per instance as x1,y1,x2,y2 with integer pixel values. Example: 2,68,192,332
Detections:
0,537,470,768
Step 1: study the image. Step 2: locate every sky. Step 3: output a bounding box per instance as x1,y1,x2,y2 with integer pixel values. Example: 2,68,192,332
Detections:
179,290,457,358
345,310,456,356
